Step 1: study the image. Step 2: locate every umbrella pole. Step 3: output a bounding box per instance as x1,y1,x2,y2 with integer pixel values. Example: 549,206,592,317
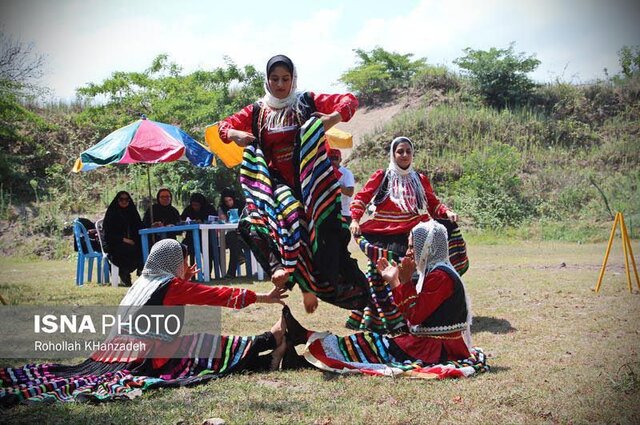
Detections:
147,164,156,245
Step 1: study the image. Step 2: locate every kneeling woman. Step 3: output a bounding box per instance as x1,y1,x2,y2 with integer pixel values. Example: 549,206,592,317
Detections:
0,240,289,406
297,221,488,378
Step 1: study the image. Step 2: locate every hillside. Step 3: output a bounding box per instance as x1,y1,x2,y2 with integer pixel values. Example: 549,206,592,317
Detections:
1,73,639,259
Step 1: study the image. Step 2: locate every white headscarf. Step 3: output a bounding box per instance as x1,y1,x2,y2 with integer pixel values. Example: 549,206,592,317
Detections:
119,239,185,307
258,55,310,132
410,221,473,348
386,137,427,213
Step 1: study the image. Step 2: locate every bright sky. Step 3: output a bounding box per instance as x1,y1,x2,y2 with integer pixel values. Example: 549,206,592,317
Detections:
2,0,639,101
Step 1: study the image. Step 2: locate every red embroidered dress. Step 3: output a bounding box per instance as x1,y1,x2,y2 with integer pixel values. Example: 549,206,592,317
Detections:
350,169,450,236
391,268,470,363
218,92,357,188
218,92,368,310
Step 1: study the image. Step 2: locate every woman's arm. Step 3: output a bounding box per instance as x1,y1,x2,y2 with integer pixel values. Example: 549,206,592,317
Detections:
162,278,287,308
350,169,385,222
311,92,358,123
218,104,256,146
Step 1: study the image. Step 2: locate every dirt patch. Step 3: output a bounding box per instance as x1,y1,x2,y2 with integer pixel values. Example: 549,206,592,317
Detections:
336,93,427,159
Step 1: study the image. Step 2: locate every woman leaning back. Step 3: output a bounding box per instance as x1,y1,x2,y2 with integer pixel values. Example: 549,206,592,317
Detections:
0,239,290,405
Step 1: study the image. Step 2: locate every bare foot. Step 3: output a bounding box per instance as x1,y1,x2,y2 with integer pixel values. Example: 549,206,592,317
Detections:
272,268,290,288
302,292,318,314
270,317,287,370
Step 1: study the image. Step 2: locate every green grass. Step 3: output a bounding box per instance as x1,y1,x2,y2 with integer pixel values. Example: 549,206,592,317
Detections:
1,240,640,424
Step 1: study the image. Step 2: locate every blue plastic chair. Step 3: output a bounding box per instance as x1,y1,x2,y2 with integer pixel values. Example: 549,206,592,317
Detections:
73,219,105,286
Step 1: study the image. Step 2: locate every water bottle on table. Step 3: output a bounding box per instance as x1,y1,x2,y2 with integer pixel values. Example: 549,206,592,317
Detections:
228,209,239,223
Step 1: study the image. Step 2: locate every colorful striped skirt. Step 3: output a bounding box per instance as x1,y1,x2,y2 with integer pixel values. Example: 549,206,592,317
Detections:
239,117,368,309
0,333,268,406
345,220,469,333
303,331,489,379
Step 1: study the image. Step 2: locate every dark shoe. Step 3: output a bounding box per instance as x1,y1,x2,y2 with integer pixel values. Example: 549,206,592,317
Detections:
238,256,246,265
224,273,236,280
283,306,309,346
120,273,132,286
281,341,311,370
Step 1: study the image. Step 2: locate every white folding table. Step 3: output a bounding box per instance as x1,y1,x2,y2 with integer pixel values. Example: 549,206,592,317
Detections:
199,222,264,281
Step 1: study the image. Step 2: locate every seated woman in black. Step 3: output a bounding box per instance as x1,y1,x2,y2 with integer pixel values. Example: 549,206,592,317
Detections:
180,192,215,263
143,188,181,231
103,191,144,285
218,187,249,279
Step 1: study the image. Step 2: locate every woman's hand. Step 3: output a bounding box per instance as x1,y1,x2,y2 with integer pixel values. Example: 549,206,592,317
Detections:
376,258,401,288
349,220,361,236
228,129,256,147
446,210,459,223
271,268,290,288
123,237,135,246
256,286,289,305
183,263,200,281
397,255,416,284
311,111,342,131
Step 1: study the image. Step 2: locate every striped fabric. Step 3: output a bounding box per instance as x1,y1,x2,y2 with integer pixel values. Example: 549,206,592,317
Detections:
345,236,407,333
447,224,469,275
303,331,489,379
239,117,366,308
345,222,469,333
0,333,257,406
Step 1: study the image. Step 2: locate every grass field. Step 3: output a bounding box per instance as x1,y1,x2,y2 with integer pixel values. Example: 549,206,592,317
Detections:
1,240,639,424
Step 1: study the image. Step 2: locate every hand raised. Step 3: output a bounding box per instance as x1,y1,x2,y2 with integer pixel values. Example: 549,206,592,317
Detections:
376,257,399,284
184,263,200,281
398,255,416,284
257,286,289,305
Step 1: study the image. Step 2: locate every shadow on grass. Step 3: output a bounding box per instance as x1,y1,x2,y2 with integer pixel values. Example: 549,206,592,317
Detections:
471,316,516,334
486,365,510,374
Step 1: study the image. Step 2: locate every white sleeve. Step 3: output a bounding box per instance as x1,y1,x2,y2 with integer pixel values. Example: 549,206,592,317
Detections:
341,167,355,188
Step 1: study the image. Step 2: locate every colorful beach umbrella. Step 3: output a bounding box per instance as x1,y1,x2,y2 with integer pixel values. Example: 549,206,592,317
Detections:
72,116,214,224
73,116,213,172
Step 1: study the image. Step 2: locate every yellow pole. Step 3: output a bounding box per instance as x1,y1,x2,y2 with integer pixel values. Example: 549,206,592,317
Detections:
620,214,632,292
595,212,620,293
620,214,640,291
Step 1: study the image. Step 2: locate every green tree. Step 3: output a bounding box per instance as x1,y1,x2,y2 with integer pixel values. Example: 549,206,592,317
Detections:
0,31,50,199
617,45,640,78
75,54,265,203
339,47,428,103
454,42,540,109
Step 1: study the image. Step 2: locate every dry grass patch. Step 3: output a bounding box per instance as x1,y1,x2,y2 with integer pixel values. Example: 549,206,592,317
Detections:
1,240,639,424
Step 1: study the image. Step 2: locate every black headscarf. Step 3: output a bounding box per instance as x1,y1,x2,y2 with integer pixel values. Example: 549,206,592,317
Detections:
266,54,294,76
218,187,245,215
143,188,181,227
181,192,214,222
103,191,143,251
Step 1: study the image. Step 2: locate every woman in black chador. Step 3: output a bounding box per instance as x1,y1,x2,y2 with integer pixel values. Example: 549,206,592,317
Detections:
103,191,144,285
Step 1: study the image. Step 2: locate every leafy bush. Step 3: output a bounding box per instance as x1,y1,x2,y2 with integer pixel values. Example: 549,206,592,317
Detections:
617,45,640,79
454,42,540,109
339,47,429,104
410,65,462,94
452,143,533,228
